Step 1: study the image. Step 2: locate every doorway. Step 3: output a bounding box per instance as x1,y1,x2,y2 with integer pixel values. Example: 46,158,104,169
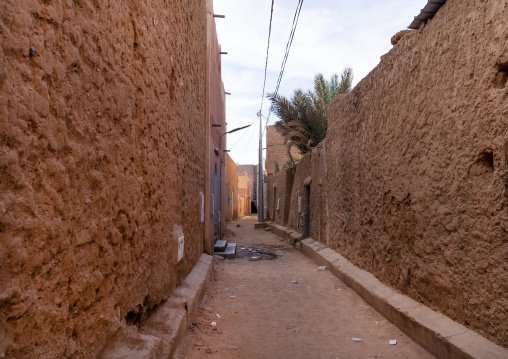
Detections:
303,185,310,238
273,187,277,221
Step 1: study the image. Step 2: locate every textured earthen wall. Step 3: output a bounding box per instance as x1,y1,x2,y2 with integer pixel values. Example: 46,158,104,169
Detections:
0,1,206,357
266,169,294,225
207,9,226,243
278,149,327,242
325,0,508,347
266,125,288,176
268,0,508,348
265,125,302,177
225,153,238,221
238,173,251,216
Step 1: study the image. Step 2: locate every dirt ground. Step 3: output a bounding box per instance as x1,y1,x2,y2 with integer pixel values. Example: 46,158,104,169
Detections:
175,216,435,359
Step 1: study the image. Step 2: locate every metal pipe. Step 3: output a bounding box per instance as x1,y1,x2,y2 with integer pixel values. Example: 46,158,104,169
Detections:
258,112,264,222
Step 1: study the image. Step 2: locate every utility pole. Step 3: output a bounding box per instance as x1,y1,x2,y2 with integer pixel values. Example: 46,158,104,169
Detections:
257,111,264,223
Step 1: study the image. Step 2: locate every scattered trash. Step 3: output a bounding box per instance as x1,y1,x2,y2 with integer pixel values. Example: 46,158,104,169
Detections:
330,276,334,279
337,289,342,291
225,288,230,291
352,338,362,342
375,322,379,324
211,322,216,327
230,296,236,298
295,328,301,332
291,281,299,284
250,256,261,260
240,247,246,250
191,322,198,326
389,339,397,345
29,46,36,57
216,314,221,319
318,266,327,271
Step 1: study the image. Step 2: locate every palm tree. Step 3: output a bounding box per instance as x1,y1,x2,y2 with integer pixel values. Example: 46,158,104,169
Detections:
267,67,353,160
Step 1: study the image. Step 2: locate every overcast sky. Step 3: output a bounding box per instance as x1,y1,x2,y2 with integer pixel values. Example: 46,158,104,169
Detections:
213,0,425,166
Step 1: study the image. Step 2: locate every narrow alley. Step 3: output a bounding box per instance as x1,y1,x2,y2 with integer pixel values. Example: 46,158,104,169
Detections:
175,216,434,359
2,1,507,357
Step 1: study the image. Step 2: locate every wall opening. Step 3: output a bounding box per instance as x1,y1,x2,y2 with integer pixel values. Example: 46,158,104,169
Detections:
493,63,508,88
478,151,494,171
273,187,277,220
303,185,311,238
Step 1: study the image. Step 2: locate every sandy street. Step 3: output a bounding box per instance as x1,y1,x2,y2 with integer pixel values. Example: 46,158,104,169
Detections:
175,216,435,359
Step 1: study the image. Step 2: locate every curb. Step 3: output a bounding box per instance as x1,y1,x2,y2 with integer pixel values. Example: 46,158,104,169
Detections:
254,222,268,229
101,254,214,359
267,223,508,359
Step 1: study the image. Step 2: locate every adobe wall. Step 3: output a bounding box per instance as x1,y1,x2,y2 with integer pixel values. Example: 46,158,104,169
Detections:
265,169,294,225
207,9,226,243
324,0,508,347
225,153,238,221
238,173,251,216
265,125,302,176
0,1,206,358
267,0,508,348
272,148,328,242
266,125,288,176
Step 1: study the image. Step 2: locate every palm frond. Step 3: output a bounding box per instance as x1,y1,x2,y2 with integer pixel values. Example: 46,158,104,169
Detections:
337,66,353,94
267,66,353,156
314,73,330,104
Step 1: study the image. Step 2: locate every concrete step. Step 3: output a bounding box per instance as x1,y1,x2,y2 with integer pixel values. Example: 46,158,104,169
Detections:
214,239,227,252
254,222,267,229
214,242,237,259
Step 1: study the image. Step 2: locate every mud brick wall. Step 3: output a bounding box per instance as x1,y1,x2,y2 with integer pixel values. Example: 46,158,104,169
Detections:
0,1,206,358
265,125,288,176
266,168,294,225
225,153,238,221
207,8,226,245
265,125,301,176
267,0,508,348
325,0,508,347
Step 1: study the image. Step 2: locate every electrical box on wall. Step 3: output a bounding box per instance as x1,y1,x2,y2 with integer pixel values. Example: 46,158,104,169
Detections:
178,234,184,262
173,225,184,263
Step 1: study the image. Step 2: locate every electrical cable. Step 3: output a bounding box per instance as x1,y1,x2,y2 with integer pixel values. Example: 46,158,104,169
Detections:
230,0,305,181
262,0,304,137
258,0,275,120
273,0,304,97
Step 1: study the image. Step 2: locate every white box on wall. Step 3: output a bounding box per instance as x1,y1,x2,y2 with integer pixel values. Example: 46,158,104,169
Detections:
173,225,184,263
178,234,184,262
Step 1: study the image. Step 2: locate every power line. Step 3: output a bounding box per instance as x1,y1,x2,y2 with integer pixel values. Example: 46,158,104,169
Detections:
274,0,304,96
228,0,274,172
228,115,258,151
262,0,304,136
226,115,259,181
231,0,305,178
258,0,275,117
